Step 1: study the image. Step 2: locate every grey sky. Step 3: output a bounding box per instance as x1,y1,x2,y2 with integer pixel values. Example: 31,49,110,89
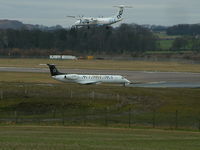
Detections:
0,0,199,27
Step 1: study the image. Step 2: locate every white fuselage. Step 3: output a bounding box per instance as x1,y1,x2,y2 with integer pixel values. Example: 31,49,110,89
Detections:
52,74,130,85
74,17,123,27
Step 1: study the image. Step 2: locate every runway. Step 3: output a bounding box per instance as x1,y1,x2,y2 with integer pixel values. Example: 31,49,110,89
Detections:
128,82,200,88
0,66,200,88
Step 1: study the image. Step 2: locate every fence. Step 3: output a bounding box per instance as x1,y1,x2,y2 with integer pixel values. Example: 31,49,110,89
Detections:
0,84,199,131
0,107,199,131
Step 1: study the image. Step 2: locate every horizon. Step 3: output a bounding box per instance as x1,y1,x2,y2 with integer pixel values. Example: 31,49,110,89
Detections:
1,19,199,28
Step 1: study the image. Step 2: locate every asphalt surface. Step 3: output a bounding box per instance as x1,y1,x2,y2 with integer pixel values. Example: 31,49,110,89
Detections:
1,66,200,88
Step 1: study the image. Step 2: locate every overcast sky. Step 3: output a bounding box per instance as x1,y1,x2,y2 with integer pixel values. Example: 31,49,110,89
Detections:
0,0,199,27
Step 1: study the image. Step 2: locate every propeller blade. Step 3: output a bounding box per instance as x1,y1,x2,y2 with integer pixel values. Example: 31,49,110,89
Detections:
113,5,133,8
66,16,76,18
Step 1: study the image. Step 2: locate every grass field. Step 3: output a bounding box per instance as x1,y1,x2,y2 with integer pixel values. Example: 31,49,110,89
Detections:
0,76,200,130
157,40,174,50
0,58,200,72
0,72,56,83
154,32,180,40
0,126,199,150
0,58,200,149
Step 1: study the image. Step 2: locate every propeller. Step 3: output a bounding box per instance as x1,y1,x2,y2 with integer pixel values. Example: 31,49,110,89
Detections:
113,5,133,8
66,16,76,18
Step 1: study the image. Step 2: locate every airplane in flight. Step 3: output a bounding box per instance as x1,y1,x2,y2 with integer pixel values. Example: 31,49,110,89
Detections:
67,5,132,28
47,64,131,86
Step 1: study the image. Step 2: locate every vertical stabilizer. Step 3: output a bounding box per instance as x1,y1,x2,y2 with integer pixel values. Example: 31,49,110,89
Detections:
113,5,132,19
117,7,124,19
47,64,63,76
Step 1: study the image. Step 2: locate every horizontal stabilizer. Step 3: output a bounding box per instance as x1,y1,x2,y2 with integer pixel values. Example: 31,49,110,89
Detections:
113,5,133,8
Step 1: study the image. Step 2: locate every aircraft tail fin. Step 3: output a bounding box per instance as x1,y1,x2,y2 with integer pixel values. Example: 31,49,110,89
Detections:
113,5,132,19
47,64,63,76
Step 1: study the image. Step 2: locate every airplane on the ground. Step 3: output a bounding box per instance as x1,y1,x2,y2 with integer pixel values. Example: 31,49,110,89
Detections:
47,64,131,86
67,5,132,28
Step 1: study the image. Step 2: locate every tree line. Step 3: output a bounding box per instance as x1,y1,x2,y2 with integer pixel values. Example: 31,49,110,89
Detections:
0,24,157,56
167,24,200,35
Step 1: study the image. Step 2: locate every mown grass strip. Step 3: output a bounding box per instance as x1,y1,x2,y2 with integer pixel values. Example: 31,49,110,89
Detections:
0,126,199,150
0,58,200,72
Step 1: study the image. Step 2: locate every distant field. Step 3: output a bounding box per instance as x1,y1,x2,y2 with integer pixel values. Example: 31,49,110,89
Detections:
0,126,199,150
154,32,177,50
0,58,200,72
154,32,180,39
157,40,174,50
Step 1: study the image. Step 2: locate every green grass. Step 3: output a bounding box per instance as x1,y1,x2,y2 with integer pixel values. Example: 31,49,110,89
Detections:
0,81,200,129
0,126,199,150
0,72,199,129
0,72,56,83
1,58,200,72
154,32,180,39
157,40,174,50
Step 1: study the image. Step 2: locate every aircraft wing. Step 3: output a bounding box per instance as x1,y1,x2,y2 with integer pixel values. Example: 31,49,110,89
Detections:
83,18,98,24
77,80,101,85
91,19,98,23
